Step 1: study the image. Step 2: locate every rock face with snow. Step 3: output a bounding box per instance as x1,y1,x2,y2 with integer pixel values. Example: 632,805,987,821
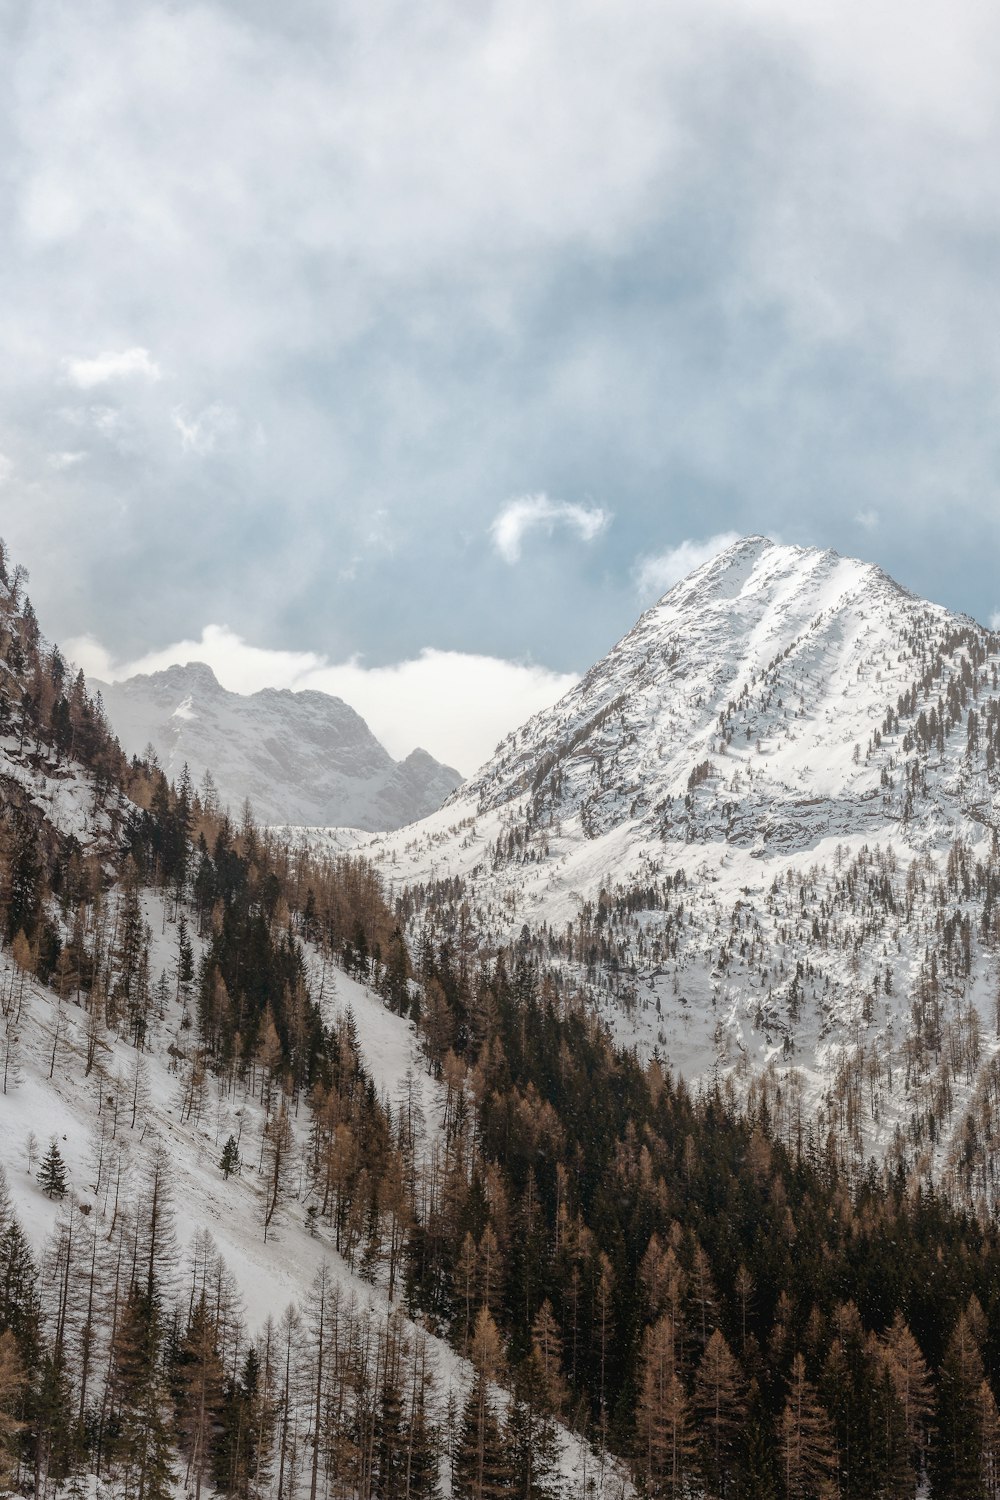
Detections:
367,538,1000,1185
94,662,462,830
458,534,989,846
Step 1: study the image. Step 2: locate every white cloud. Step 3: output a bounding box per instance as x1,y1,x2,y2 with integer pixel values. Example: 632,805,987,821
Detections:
855,508,880,530
633,532,742,600
172,402,238,455
490,493,612,563
990,611,1000,631
67,625,578,776
47,450,86,470
0,454,12,485
62,347,161,389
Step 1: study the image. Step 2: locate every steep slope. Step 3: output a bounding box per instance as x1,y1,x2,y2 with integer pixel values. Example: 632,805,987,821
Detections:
363,538,1000,1188
95,662,462,829
0,561,619,1500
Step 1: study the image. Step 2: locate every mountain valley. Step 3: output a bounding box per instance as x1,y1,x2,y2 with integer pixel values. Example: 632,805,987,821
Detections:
1,537,1000,1500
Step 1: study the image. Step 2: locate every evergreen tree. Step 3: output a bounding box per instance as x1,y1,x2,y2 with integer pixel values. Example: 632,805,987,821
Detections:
0,1218,41,1374
36,1139,67,1200
635,1314,694,1498
779,1354,837,1500
692,1326,748,1498
215,1341,274,1500
880,1312,933,1484
108,1281,174,1500
507,1348,560,1500
0,1330,23,1488
821,1301,887,1500
174,1294,226,1500
933,1311,988,1500
453,1370,510,1500
406,1352,441,1500
32,1347,76,1494
454,1308,510,1500
220,1135,241,1180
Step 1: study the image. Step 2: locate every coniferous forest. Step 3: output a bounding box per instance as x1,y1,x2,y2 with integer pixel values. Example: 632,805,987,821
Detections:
4,539,1000,1500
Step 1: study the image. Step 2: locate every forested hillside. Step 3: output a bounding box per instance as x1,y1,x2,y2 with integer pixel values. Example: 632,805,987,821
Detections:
4,538,1000,1500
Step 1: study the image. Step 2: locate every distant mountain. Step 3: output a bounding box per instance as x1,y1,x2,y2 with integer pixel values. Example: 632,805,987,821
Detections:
365,537,1000,1183
94,661,462,829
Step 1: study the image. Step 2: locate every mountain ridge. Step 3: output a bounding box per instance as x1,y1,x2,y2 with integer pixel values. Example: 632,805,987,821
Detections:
94,660,462,830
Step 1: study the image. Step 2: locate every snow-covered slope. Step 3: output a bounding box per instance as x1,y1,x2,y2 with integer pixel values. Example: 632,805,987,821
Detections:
94,662,462,830
0,891,619,1498
359,538,1000,1188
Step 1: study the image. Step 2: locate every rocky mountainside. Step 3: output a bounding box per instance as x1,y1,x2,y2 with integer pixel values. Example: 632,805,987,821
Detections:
94,661,462,830
359,537,1000,1192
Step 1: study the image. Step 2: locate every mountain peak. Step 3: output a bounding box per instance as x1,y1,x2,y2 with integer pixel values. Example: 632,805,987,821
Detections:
655,535,894,615
130,660,224,693
451,536,969,850
95,665,462,829
367,540,1000,1173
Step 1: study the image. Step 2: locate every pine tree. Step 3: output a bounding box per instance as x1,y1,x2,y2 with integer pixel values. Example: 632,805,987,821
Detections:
692,1326,748,1498
507,1348,560,1500
0,1330,24,1487
108,1281,174,1500
405,1338,441,1500
174,1294,226,1500
262,1101,293,1241
821,1300,886,1500
32,1346,76,1494
933,1311,988,1500
636,1313,694,1497
977,1378,1000,1500
453,1370,511,1500
454,1308,510,1500
215,1341,275,1500
220,1135,241,1180
880,1312,933,1482
0,1218,41,1374
37,1139,67,1199
530,1300,567,1416
779,1353,838,1500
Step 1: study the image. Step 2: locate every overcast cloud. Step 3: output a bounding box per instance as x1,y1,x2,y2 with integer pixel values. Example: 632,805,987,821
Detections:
5,0,1000,768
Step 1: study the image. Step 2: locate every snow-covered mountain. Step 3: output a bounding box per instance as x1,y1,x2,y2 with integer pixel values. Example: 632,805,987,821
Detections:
354,537,1000,1188
94,661,462,830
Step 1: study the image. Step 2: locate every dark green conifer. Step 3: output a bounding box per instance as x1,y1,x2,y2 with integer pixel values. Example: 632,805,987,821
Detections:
507,1348,560,1500
220,1135,241,1180
36,1140,67,1200
453,1370,511,1500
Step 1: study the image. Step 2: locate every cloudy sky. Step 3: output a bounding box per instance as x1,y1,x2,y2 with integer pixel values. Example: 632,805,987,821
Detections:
4,0,1000,772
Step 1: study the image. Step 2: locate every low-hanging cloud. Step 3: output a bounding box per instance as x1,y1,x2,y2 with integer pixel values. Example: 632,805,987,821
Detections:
490,494,612,564
62,347,161,389
67,625,578,776
633,532,742,601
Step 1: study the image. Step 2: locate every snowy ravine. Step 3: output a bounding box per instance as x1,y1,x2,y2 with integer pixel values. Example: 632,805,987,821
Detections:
294,537,1000,1193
